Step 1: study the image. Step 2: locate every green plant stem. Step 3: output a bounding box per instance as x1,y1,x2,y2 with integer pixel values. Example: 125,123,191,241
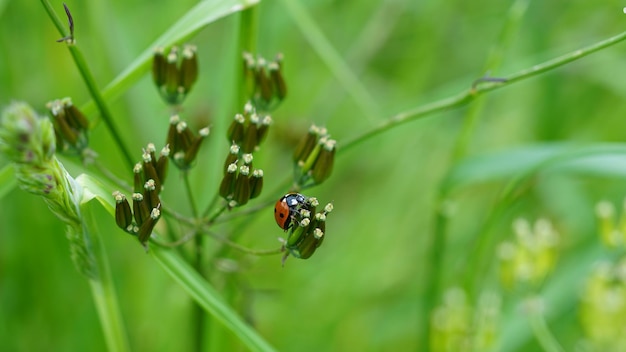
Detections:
150,245,277,352
236,6,258,108
340,29,626,155
40,0,135,169
182,171,206,352
526,300,565,352
280,0,380,123
81,202,130,352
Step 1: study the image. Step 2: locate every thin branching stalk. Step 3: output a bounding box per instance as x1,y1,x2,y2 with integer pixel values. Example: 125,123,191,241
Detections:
40,0,135,169
340,29,626,154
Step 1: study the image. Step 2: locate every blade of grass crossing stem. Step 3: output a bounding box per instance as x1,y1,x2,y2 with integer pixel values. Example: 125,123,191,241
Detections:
280,0,381,123
150,245,276,352
80,0,260,117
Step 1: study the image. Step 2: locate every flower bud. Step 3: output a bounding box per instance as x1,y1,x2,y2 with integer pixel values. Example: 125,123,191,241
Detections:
152,47,167,87
133,163,143,193
156,145,169,184
179,45,198,93
269,61,287,101
249,169,264,199
144,179,160,210
183,127,209,166
256,114,272,145
46,98,89,153
132,193,149,227
311,138,336,184
227,113,246,144
293,125,322,163
113,191,133,232
152,45,198,106
137,207,160,244
219,163,237,199
233,166,251,206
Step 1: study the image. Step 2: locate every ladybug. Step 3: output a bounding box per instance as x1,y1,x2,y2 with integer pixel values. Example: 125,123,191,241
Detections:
274,192,307,230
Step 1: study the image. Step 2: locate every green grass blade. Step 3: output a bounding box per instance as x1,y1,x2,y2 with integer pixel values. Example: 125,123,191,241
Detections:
0,164,17,199
150,245,276,352
441,143,626,194
81,0,260,116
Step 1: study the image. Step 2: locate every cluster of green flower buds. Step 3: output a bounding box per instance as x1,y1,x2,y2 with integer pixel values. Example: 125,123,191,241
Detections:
242,52,286,112
430,288,501,351
282,197,333,263
595,199,626,248
226,102,271,153
166,114,209,170
496,218,560,290
579,259,626,349
46,97,89,154
152,44,198,105
293,124,336,186
113,143,169,247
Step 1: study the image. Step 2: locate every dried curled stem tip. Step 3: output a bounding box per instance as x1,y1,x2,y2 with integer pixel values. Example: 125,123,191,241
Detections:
56,3,75,44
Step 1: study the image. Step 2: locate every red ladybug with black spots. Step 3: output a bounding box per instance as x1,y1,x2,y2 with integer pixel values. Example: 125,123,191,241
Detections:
274,192,307,231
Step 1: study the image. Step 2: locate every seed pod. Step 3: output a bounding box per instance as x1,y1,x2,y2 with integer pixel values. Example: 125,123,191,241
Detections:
219,163,237,199
62,98,89,130
242,52,256,97
113,191,133,232
183,127,208,166
156,145,169,184
269,62,287,101
249,169,263,199
52,109,79,145
293,125,320,163
311,139,336,184
144,179,160,210
294,230,318,259
133,163,143,193
287,218,310,247
166,115,180,153
143,158,161,193
180,45,198,93
241,119,258,153
152,47,167,87
223,144,239,174
138,207,160,244
227,114,246,144
256,63,273,104
233,166,251,206
132,193,149,226
300,139,324,175
176,121,193,151
165,47,180,100
256,115,272,145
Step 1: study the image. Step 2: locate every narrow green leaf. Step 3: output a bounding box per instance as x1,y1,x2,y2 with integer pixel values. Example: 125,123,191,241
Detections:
151,246,276,352
441,143,626,194
0,164,17,199
81,0,260,116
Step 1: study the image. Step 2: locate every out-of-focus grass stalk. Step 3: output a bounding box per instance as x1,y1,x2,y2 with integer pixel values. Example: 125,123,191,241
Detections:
280,0,381,123
421,0,531,349
82,203,131,352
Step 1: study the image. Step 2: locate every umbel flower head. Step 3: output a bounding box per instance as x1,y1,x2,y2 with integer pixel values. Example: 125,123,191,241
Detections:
165,114,209,170
152,44,198,106
113,143,169,247
46,97,89,155
293,124,336,187
0,101,96,278
242,52,287,112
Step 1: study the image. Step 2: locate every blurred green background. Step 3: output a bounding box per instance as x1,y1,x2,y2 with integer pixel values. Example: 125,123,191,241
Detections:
3,0,626,351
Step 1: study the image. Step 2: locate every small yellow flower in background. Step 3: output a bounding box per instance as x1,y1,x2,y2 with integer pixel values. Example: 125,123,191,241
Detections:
497,218,560,290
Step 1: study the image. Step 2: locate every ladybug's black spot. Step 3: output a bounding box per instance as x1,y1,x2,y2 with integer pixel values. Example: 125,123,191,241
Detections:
279,213,285,218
